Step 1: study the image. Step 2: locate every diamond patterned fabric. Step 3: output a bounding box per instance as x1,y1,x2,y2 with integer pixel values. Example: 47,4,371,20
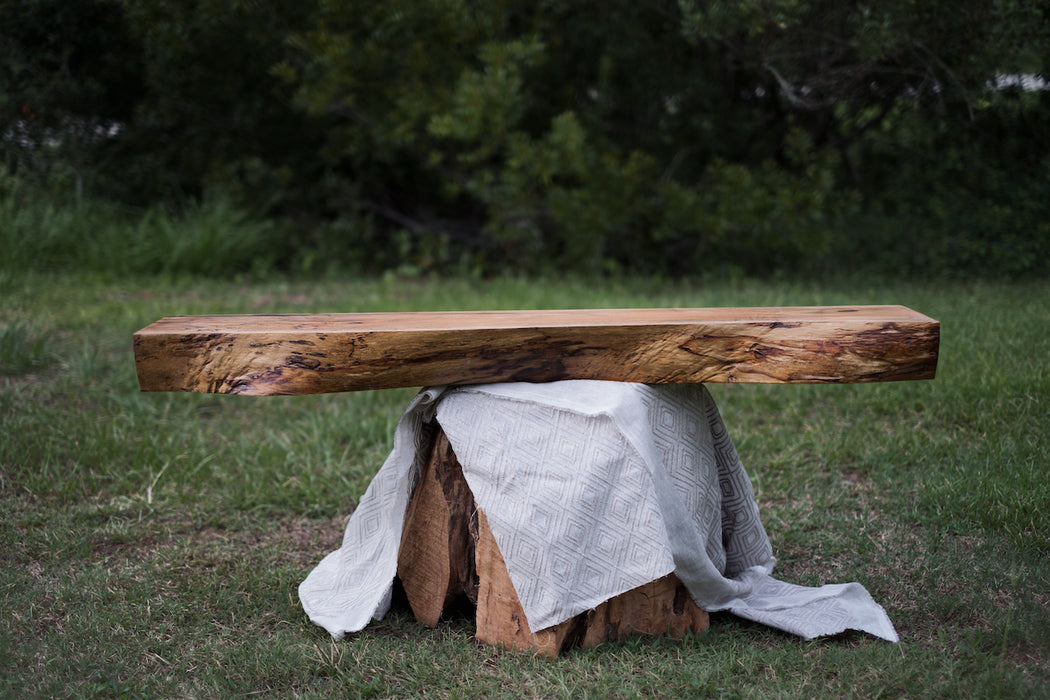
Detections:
299,381,897,642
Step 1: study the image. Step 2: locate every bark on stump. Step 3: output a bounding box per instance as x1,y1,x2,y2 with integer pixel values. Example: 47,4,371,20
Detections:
396,427,710,656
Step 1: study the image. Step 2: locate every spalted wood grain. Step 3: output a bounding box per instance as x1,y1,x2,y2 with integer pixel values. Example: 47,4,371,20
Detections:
133,306,939,395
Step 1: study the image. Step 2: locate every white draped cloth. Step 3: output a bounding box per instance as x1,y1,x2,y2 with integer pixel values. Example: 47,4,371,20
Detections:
299,381,898,643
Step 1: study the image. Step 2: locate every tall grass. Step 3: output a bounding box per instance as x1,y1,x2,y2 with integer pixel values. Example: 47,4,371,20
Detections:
0,318,54,375
0,180,275,277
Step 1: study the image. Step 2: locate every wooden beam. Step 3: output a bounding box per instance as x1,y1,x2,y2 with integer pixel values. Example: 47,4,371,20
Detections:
133,306,939,396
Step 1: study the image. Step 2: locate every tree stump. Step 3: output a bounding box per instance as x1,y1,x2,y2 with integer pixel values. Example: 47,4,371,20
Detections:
396,426,709,656
396,428,478,626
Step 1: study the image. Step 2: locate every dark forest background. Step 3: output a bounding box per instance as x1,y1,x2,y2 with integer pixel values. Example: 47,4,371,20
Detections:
3,0,1048,278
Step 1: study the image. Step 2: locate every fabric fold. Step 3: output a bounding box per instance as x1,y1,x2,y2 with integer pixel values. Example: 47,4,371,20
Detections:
299,381,897,643
297,386,446,638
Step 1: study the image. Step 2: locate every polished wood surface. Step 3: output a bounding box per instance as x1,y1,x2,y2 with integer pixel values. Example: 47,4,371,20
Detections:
133,306,939,395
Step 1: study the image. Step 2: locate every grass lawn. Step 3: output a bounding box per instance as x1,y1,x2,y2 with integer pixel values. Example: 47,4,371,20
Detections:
2,271,1048,698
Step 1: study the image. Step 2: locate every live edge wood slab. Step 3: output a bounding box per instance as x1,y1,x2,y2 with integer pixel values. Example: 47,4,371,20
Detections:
133,305,939,395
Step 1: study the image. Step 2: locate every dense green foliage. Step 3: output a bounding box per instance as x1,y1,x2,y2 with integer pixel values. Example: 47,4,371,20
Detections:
3,0,1047,276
